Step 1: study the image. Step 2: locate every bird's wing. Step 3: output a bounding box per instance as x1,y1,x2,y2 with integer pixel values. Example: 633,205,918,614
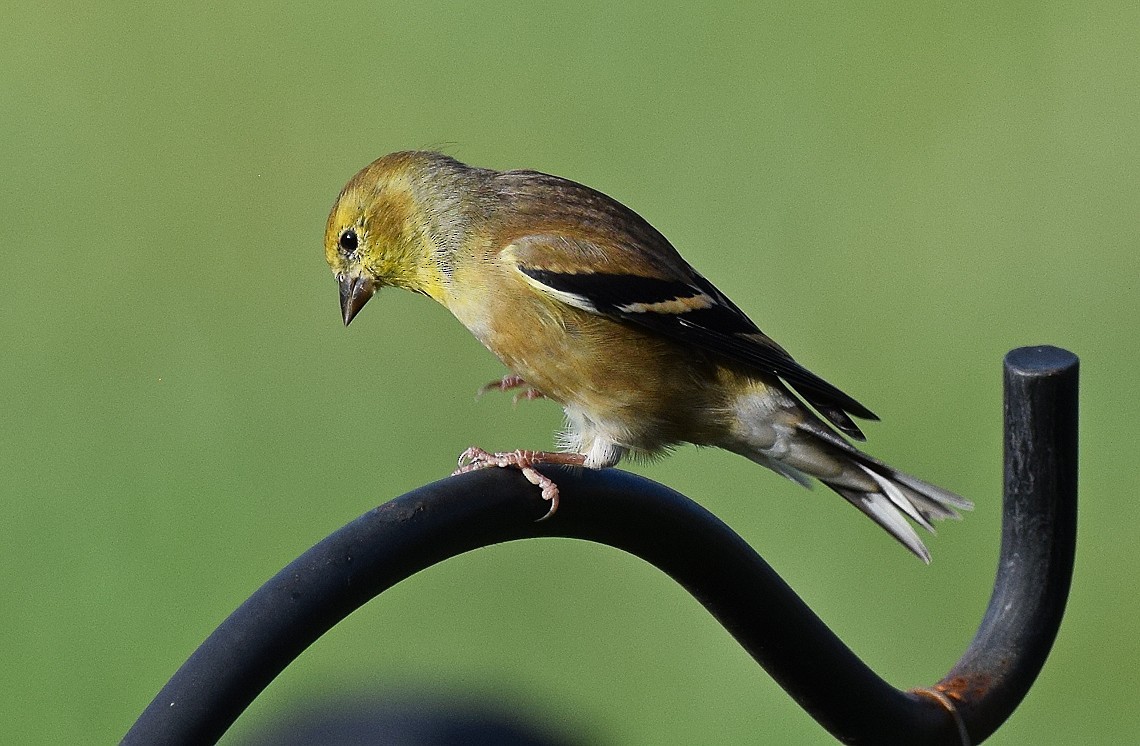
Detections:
503,233,878,440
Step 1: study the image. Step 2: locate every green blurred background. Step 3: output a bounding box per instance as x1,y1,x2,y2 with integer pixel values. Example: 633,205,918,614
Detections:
3,2,1135,743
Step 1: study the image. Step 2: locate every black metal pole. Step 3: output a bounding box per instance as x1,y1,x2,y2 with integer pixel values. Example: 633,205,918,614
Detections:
123,346,1078,745
917,345,1080,741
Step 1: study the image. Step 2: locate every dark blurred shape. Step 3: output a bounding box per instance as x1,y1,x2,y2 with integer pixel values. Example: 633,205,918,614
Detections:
241,692,586,746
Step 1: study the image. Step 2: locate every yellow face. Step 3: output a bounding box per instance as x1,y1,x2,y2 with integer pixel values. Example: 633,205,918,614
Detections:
325,150,485,325
325,181,378,325
323,154,425,325
323,191,366,284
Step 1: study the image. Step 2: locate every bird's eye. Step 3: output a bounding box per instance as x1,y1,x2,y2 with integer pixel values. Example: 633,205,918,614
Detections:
338,229,359,254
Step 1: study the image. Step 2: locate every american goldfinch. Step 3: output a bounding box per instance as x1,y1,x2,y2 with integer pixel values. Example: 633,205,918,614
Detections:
325,151,971,561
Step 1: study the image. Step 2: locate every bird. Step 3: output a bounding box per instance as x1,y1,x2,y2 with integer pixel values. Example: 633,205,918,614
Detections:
325,151,971,562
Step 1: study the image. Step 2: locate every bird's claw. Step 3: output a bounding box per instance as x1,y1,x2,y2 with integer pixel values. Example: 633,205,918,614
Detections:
451,447,586,520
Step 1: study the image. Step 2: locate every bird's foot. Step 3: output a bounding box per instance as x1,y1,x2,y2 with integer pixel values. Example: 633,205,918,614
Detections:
452,447,586,520
477,375,546,404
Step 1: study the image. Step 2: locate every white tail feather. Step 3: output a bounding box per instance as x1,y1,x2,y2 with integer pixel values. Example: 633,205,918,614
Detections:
858,463,936,532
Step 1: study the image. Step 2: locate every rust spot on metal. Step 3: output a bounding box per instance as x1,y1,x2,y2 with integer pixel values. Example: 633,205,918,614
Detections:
915,673,994,704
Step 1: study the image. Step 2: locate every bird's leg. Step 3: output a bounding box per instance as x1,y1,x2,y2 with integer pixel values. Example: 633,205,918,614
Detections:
452,447,587,520
477,375,547,404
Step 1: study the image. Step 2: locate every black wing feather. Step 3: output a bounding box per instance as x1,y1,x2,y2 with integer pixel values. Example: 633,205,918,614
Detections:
518,267,878,439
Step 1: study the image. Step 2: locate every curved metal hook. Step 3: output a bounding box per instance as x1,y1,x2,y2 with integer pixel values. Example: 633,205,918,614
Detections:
123,346,1077,745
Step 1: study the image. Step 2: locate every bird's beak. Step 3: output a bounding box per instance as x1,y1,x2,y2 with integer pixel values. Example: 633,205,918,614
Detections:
339,275,375,326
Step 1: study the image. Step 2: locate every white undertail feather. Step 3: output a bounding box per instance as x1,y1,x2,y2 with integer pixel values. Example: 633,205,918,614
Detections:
727,389,972,562
794,429,972,563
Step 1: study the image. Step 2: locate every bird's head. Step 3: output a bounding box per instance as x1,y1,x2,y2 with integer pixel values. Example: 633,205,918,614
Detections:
324,151,473,325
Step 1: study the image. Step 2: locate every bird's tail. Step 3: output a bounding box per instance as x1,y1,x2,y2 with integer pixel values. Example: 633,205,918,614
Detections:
740,419,973,563
820,457,972,563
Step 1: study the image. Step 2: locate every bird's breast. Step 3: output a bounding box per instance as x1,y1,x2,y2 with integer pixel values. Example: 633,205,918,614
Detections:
461,290,729,450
